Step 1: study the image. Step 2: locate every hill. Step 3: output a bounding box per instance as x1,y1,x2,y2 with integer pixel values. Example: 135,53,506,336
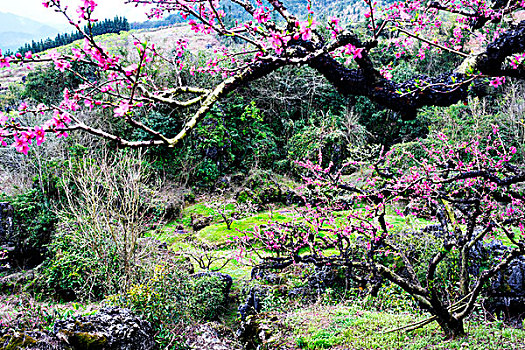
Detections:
0,12,59,53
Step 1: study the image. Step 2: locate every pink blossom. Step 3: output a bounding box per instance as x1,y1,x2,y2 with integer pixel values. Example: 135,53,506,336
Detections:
12,135,29,155
18,102,29,112
0,56,11,68
124,64,139,76
71,47,85,61
34,127,46,146
269,32,289,54
253,7,269,23
489,76,505,88
114,101,130,117
0,112,8,126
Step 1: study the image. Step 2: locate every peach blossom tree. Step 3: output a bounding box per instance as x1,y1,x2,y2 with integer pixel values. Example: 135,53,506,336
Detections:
0,0,524,152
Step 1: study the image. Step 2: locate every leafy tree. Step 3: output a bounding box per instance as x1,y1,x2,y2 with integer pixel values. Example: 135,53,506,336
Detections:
0,0,521,338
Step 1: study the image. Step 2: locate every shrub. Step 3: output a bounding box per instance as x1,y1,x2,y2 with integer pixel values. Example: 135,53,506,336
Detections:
43,149,164,300
43,230,122,301
187,274,228,320
109,267,229,348
3,187,58,269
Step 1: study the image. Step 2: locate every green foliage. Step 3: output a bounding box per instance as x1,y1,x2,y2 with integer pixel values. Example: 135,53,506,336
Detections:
110,267,228,348
296,329,339,349
187,274,228,320
110,264,187,325
9,189,57,265
353,96,429,147
41,149,163,301
1,162,61,268
43,231,122,301
134,97,281,186
284,109,363,169
23,62,96,104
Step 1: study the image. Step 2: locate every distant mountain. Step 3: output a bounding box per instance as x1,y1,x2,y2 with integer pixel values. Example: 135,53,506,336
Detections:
0,12,59,53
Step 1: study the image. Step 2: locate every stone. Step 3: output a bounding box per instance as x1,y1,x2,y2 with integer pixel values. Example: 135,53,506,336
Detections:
52,307,156,350
0,202,14,241
476,240,525,325
0,308,155,350
0,268,36,292
191,216,213,231
421,224,444,237
185,323,240,350
238,288,262,322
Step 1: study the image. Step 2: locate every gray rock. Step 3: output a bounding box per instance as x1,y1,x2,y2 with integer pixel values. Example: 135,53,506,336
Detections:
0,268,36,291
0,202,14,240
186,323,240,350
192,216,213,231
0,308,156,350
477,240,525,324
53,307,156,350
238,288,261,322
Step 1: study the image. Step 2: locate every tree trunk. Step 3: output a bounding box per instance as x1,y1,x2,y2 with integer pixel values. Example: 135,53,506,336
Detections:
437,316,465,339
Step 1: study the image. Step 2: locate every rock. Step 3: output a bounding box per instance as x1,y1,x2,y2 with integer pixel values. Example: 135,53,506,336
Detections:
0,268,36,291
53,307,156,350
287,265,342,299
163,198,183,222
235,312,284,350
476,240,525,324
238,288,262,322
186,323,240,350
0,308,155,350
0,202,14,240
192,216,213,231
421,224,444,237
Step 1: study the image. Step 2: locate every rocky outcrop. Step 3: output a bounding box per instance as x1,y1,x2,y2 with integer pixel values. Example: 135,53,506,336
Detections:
0,308,156,350
186,323,241,350
0,267,39,292
0,202,14,272
475,240,525,324
0,202,14,240
238,287,262,322
53,308,156,350
192,215,213,231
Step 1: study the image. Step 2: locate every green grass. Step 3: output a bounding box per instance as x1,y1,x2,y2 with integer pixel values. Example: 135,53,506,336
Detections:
196,211,289,244
284,304,525,350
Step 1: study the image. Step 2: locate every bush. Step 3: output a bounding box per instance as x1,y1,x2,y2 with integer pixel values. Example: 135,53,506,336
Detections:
42,150,164,300
109,267,229,348
43,231,122,301
3,187,58,269
187,274,228,320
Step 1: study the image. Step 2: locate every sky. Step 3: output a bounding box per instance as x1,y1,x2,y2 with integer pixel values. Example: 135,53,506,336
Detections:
0,0,151,29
